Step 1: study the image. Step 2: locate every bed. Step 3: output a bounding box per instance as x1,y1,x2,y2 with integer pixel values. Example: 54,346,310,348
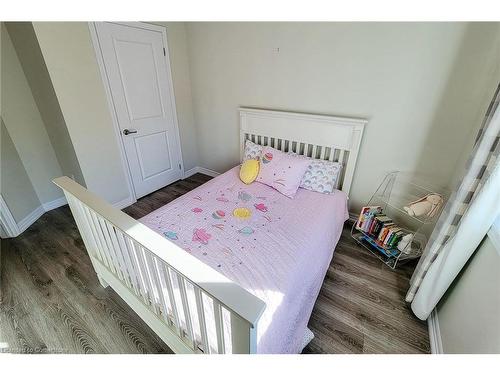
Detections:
139,166,349,353
53,108,366,354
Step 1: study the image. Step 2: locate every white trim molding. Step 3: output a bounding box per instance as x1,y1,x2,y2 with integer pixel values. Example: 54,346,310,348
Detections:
0,195,20,238
17,205,45,234
42,196,68,212
112,196,136,210
184,166,220,179
427,308,443,354
1,194,70,238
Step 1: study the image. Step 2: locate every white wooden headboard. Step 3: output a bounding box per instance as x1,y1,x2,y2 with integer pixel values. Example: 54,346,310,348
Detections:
239,108,367,195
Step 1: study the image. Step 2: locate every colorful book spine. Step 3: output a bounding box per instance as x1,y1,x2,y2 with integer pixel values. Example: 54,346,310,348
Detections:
356,206,382,232
356,207,406,250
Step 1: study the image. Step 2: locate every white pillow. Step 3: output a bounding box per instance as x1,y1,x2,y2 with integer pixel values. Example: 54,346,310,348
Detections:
289,152,343,194
300,158,343,194
243,139,263,161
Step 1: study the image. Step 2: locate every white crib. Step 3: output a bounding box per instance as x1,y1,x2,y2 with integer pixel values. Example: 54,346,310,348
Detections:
54,108,366,354
54,176,266,353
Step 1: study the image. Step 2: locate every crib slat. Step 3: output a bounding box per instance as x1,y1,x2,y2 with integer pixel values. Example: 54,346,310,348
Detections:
83,207,107,266
122,235,146,300
97,216,121,278
102,220,127,282
329,148,337,161
343,150,350,165
98,216,124,280
133,243,156,307
80,206,107,265
339,150,345,165
69,198,99,260
116,231,141,296
162,265,182,336
177,273,196,349
150,257,172,324
311,144,317,158
104,222,131,288
221,307,233,353
320,146,327,160
213,301,225,354
89,211,116,273
336,148,341,161
125,237,150,305
142,250,163,316
194,287,210,353
155,261,174,324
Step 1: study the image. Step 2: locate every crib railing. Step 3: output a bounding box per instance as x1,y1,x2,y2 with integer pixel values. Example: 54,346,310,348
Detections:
53,177,265,354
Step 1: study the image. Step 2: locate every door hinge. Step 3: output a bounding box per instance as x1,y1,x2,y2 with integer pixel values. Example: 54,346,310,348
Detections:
163,47,166,56
178,163,182,170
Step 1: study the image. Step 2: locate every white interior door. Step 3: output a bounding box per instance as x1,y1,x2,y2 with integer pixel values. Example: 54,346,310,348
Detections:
95,22,183,199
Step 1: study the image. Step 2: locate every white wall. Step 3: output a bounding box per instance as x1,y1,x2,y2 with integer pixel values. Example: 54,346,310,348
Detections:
1,23,64,205
436,233,500,353
32,22,132,206
185,22,500,210
32,22,199,206
1,119,41,222
8,22,499,215
6,22,85,186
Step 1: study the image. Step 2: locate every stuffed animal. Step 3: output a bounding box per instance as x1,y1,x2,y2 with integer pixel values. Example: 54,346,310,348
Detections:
403,193,443,218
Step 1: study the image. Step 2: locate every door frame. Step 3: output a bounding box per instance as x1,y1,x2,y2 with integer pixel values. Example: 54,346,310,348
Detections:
88,21,185,205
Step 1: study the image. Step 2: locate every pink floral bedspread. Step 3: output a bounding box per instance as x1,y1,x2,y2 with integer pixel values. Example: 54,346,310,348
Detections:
139,167,348,353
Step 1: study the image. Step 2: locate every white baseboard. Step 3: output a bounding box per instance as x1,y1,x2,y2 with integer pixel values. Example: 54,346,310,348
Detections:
0,195,20,238
427,308,443,354
2,194,71,238
42,196,67,211
184,166,220,179
113,196,136,210
183,166,201,178
17,205,45,234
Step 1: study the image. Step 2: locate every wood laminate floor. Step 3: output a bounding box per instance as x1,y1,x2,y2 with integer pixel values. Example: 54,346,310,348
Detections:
0,173,429,354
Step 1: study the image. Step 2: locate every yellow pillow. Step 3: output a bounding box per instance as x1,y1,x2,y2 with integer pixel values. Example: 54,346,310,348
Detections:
239,159,260,184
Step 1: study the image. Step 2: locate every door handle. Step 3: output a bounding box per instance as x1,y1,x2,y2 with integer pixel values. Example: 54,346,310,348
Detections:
123,129,138,135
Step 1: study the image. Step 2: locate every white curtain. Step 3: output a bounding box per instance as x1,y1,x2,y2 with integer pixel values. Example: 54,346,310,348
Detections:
411,162,500,319
406,84,500,320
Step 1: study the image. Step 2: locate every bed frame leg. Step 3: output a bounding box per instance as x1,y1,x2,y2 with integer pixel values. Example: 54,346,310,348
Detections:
97,274,109,289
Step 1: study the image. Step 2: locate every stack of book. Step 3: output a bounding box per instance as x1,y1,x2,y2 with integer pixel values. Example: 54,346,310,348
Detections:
355,206,406,254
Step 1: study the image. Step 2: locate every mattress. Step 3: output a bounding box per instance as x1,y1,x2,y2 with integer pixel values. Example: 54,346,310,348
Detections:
140,166,349,353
